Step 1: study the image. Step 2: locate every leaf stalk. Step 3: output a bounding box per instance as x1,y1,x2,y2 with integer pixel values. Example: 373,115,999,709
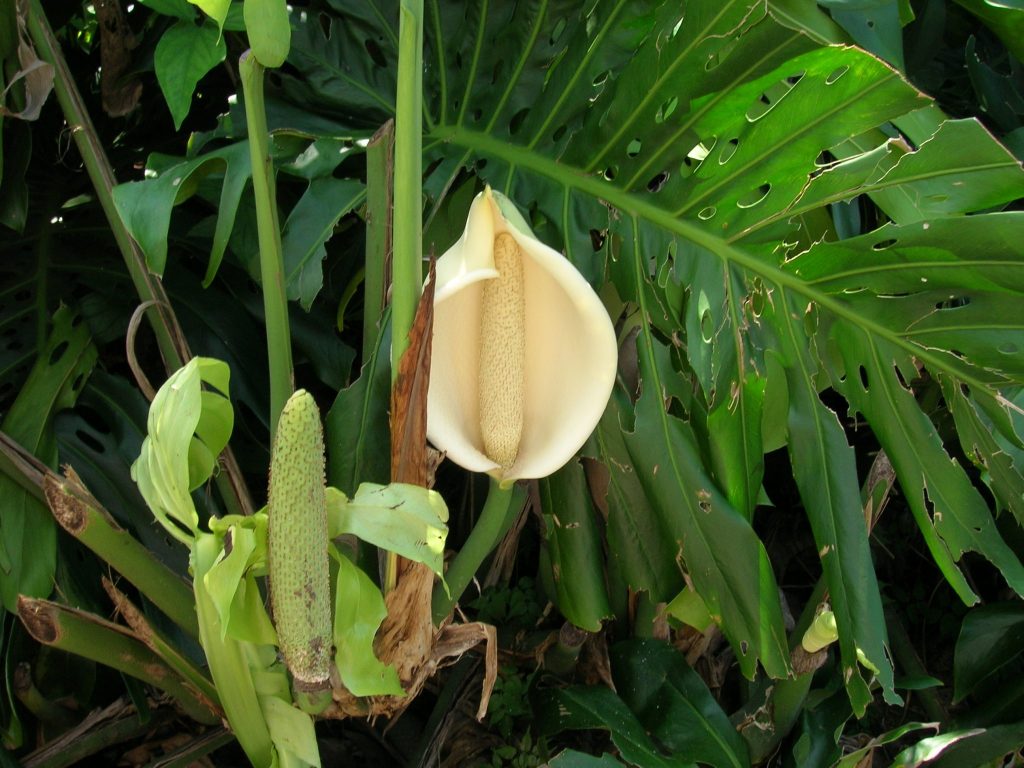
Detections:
239,52,294,439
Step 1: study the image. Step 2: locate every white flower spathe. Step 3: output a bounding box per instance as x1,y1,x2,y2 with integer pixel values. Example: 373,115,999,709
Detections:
427,187,618,482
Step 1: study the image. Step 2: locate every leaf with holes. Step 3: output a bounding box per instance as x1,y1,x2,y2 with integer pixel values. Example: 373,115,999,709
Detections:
831,323,1024,604
274,0,1024,706
113,141,251,282
281,177,366,309
0,306,96,612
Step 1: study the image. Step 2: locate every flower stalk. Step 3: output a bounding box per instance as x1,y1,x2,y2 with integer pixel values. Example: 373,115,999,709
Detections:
386,0,425,595
431,478,524,623
240,51,293,439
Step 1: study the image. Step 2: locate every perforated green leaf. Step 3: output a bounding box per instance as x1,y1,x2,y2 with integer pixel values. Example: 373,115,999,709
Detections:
277,0,1024,707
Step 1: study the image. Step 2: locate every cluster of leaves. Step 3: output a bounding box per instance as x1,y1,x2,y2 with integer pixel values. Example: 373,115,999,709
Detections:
1,0,1023,766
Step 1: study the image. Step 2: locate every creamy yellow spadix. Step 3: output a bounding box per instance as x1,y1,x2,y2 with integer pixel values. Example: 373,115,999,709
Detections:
427,188,618,482
478,232,526,468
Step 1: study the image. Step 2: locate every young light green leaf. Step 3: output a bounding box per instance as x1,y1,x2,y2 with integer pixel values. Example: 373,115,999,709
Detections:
260,695,322,768
154,18,226,130
187,0,231,31
332,551,403,697
204,522,277,645
192,533,274,768
665,588,713,633
132,357,232,544
327,483,448,577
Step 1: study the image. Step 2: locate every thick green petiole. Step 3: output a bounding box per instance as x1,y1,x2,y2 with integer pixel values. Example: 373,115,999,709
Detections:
43,475,199,639
386,0,425,595
240,51,294,440
192,533,274,767
432,479,523,623
16,597,219,726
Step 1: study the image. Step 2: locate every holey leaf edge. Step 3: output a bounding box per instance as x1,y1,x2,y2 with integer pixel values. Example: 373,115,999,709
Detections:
275,0,1024,711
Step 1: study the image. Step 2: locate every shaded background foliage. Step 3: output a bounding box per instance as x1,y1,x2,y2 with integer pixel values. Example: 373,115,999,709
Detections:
1,0,1023,766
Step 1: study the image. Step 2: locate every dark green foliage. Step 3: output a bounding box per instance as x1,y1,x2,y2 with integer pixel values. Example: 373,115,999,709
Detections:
1,0,1023,765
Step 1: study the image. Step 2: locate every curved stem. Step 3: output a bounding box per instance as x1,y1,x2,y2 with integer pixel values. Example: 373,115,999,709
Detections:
432,479,522,623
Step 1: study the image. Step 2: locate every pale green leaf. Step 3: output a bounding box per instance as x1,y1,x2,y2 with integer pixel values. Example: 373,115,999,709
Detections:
204,523,277,644
665,588,714,632
132,358,233,543
187,0,231,30
260,695,321,767
332,552,403,697
327,483,448,577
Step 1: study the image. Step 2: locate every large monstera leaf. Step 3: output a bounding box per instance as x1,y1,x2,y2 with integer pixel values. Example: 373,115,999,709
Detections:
281,0,1024,713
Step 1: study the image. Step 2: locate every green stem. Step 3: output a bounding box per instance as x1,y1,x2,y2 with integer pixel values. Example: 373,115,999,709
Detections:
240,52,294,439
432,479,521,623
16,597,219,726
390,0,423,382
43,474,199,639
102,578,218,708
192,533,274,767
386,0,424,595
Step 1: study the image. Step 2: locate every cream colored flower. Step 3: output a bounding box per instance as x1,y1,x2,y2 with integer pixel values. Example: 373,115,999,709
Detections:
427,187,618,482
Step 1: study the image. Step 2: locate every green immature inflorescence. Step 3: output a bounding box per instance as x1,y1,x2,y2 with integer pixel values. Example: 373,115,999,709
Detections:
268,390,332,696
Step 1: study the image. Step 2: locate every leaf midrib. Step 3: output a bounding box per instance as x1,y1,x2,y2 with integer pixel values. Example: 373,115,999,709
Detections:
436,124,1015,400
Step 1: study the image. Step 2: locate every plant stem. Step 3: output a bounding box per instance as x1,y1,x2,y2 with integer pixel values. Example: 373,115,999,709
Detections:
191,533,274,767
102,578,218,708
25,1,252,520
16,597,219,726
43,474,199,639
432,479,522,623
386,0,424,594
240,52,294,439
390,0,423,382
